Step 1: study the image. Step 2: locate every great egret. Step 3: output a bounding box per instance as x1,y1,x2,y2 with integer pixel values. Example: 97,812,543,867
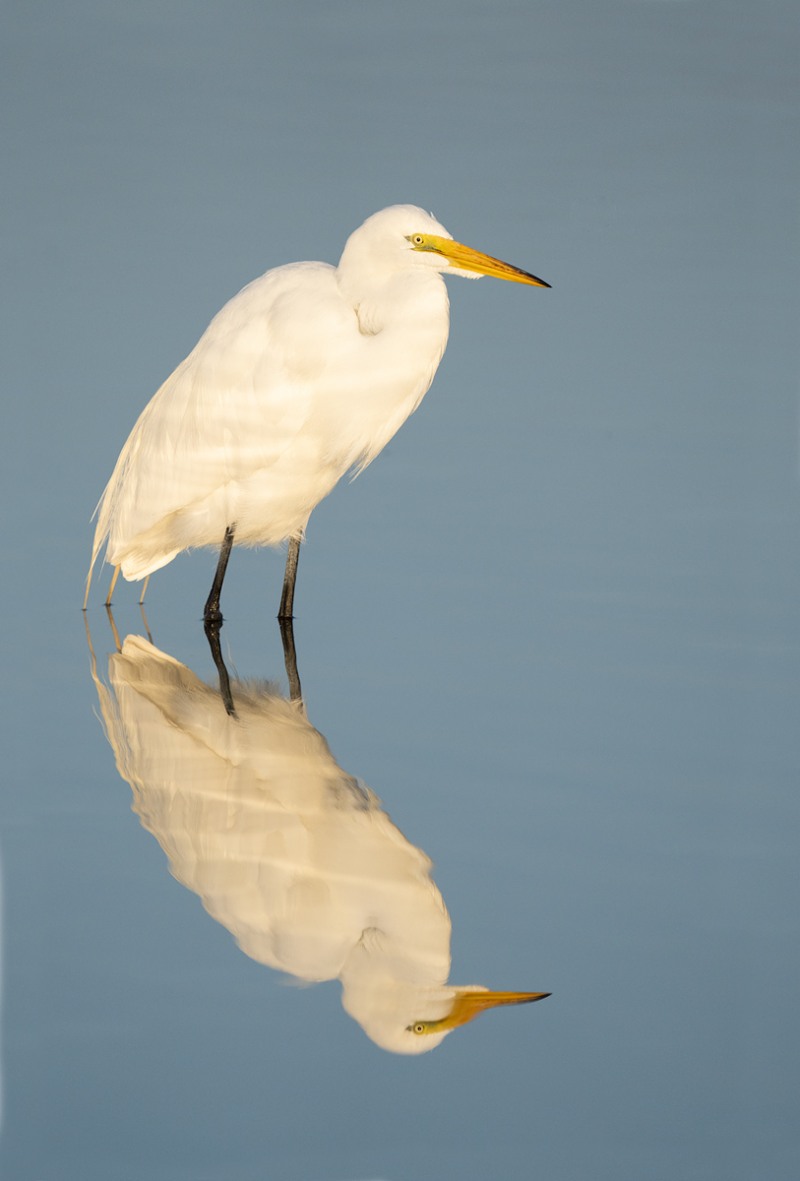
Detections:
86,622,550,1054
84,205,549,620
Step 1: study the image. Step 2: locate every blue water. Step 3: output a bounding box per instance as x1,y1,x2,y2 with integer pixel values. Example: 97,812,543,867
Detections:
2,2,799,1178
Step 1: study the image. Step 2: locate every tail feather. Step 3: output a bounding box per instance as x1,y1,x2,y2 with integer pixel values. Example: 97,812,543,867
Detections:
83,415,146,605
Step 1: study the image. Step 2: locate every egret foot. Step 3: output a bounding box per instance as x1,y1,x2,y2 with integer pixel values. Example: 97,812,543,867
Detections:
203,603,223,625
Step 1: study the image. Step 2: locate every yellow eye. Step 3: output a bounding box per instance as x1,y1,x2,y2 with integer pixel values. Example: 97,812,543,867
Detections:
411,1021,427,1034
410,234,425,247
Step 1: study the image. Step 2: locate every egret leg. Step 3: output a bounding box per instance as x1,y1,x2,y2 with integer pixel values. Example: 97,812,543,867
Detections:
138,574,150,605
279,537,301,620
204,526,235,623
105,566,121,607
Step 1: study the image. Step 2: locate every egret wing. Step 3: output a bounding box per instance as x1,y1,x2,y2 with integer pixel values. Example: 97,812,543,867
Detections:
91,262,354,576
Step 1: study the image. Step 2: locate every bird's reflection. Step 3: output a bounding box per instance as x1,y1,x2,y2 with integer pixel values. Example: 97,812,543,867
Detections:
87,614,548,1054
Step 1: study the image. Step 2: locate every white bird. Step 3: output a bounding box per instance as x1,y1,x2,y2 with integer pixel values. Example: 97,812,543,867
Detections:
84,205,548,620
87,624,550,1054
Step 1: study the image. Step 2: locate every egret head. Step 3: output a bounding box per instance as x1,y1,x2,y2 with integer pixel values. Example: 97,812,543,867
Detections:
338,204,549,291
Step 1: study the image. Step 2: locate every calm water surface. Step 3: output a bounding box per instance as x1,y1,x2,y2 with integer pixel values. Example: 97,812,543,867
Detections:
2,2,799,1178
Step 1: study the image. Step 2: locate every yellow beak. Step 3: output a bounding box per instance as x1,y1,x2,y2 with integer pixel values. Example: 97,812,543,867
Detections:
438,987,551,1031
426,235,550,288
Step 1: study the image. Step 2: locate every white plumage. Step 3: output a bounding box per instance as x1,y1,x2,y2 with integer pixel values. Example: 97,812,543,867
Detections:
85,205,548,618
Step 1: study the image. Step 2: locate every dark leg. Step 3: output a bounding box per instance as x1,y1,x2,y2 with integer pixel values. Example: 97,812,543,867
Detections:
204,616,236,717
278,536,301,620
278,615,303,704
204,525,235,623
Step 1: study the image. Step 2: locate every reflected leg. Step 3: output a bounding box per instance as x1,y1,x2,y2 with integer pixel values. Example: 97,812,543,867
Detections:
279,615,303,705
204,616,236,717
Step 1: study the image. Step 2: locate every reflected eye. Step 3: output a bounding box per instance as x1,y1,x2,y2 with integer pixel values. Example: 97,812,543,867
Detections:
411,1021,427,1035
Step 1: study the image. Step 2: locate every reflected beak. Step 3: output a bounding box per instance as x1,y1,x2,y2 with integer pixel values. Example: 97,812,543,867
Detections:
427,235,550,288
439,988,551,1031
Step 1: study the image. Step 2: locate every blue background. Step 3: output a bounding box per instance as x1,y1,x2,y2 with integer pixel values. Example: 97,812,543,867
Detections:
2,2,799,1178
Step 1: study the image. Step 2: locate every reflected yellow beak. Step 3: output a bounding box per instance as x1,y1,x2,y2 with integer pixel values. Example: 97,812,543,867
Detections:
439,988,551,1031
423,234,550,288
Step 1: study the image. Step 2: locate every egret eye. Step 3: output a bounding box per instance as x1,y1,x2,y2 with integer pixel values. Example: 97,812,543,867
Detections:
411,1021,427,1035
411,234,425,246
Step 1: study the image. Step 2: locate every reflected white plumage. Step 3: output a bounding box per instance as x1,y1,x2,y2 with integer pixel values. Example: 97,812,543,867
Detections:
87,628,549,1054
85,205,548,619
